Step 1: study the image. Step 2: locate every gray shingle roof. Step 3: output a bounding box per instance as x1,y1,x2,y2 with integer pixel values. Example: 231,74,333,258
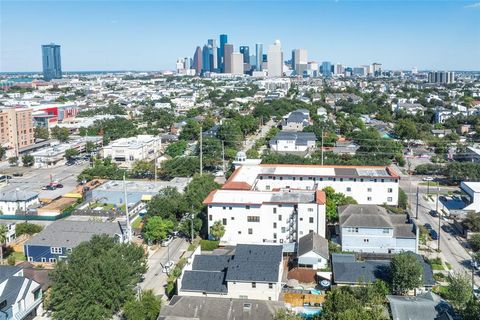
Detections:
269,131,316,146
26,220,124,248
191,255,231,272
387,292,455,320
181,271,227,294
297,232,329,259
0,189,38,202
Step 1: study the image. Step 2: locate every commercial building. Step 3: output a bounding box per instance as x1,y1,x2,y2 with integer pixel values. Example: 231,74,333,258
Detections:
267,40,283,77
204,188,326,245
0,265,43,320
0,107,35,156
218,34,228,72
102,134,161,169
90,177,191,205
207,39,218,71
292,49,307,75
321,61,332,78
428,71,455,84
255,43,263,71
192,46,203,75
24,220,125,263
231,52,244,75
177,244,284,301
339,204,418,254
223,44,234,74
217,164,399,206
41,43,62,81
460,181,480,212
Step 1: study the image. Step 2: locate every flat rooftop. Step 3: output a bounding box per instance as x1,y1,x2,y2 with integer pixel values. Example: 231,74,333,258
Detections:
461,181,480,193
204,189,325,205
95,177,191,193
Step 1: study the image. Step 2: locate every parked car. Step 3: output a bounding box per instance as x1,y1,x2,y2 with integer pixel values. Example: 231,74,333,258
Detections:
424,223,433,230
423,177,434,181
42,185,56,190
471,260,480,271
161,236,173,247
474,286,480,299
162,260,174,274
12,172,23,177
429,229,438,240
441,224,453,233
429,210,438,217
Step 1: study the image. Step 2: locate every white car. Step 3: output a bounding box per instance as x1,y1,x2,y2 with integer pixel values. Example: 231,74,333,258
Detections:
422,177,434,181
162,260,174,274
161,236,173,247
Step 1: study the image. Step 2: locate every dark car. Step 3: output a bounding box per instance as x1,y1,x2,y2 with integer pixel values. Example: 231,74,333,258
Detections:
424,223,433,230
441,224,453,233
12,172,23,177
429,210,438,217
430,229,438,240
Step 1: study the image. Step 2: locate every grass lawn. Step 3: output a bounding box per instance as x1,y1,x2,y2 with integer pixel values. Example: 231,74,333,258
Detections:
5,251,26,262
445,262,452,270
431,264,444,271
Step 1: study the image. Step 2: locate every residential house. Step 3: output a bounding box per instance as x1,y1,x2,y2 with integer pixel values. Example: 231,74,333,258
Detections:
0,189,39,215
282,109,310,131
0,265,42,320
24,220,125,263
177,244,284,301
339,204,418,254
0,221,16,243
387,292,456,320
269,131,316,155
431,129,453,138
392,102,425,115
202,124,221,138
296,232,329,270
316,107,327,118
331,253,435,291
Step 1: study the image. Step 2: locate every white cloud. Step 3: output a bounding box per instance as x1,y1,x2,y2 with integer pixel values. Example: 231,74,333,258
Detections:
464,2,480,8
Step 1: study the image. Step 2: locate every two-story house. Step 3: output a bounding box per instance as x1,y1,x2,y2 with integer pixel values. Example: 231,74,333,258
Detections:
0,266,42,320
339,204,418,254
24,220,125,263
177,244,284,301
281,109,311,131
269,131,316,155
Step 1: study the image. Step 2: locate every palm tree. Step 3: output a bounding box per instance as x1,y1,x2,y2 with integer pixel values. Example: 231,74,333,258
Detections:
0,224,7,265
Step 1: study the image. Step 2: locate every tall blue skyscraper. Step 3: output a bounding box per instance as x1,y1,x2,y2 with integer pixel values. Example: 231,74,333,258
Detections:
321,61,332,78
218,34,228,72
202,45,211,73
239,46,250,64
42,43,62,81
207,39,218,71
255,43,263,71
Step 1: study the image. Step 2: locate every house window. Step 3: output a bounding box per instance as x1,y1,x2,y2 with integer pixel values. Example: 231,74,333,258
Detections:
383,229,390,234
246,205,250,210
387,197,393,202
273,233,277,239
381,179,385,183
238,231,242,234
222,218,227,225
308,208,313,212
269,283,273,289
273,208,277,214
28,257,33,262
41,258,46,262
247,216,260,222
309,217,314,223
266,185,271,190
367,197,372,201
281,227,286,233
209,215,212,221
49,258,57,263
222,206,226,210
248,228,253,235
252,282,256,288
367,188,372,192
50,247,62,254
300,218,303,221
388,188,393,193
209,205,212,208
231,217,235,220
309,230,314,233
279,215,282,221
229,207,232,210
346,187,351,192
273,222,277,229
340,178,343,182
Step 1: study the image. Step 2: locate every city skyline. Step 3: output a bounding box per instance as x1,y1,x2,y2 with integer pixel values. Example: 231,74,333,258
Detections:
1,1,480,72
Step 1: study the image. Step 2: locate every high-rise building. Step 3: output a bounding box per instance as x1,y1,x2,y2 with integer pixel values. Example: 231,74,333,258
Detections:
291,49,308,76
192,46,203,75
255,43,263,71
207,39,218,71
428,71,455,84
218,34,228,72
267,40,283,77
239,46,250,64
372,63,382,76
202,45,211,73
223,44,234,73
334,63,344,75
0,107,35,156
42,43,62,81
231,52,244,75
321,61,332,78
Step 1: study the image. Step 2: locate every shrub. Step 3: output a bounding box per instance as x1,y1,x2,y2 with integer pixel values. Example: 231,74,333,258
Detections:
7,255,15,265
200,240,219,251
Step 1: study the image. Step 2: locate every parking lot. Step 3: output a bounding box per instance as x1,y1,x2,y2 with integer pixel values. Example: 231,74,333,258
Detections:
0,161,89,199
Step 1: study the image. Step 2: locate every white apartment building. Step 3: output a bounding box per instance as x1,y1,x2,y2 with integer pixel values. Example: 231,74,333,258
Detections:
339,205,418,254
219,164,399,206
178,244,283,301
102,135,161,169
204,189,326,245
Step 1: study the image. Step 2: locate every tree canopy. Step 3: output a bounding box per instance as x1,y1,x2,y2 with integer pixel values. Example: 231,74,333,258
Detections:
390,252,423,295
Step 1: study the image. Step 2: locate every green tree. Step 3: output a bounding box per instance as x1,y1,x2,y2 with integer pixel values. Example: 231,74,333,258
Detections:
15,222,43,237
34,127,49,140
461,298,480,320
323,187,357,222
210,220,225,240
130,160,155,179
164,140,188,158
85,141,96,153
198,137,222,168
469,233,480,252
8,156,18,166
444,272,473,310
179,119,201,141
47,235,147,320
398,188,408,209
64,148,79,161
78,158,126,182
147,187,188,221
142,216,175,243
462,212,480,232
272,309,303,320
22,154,34,167
161,156,200,178
394,119,419,140
390,252,423,295
0,224,7,265
0,147,6,160
50,126,70,142
123,290,161,320
184,174,220,212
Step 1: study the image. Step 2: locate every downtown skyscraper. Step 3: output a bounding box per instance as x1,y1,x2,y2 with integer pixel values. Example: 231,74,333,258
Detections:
42,43,62,81
218,34,228,73
255,43,263,71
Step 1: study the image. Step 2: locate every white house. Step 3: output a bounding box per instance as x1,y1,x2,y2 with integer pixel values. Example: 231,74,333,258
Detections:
269,131,316,155
204,189,326,245
0,189,39,215
339,204,418,254
177,244,283,301
297,232,329,270
102,135,161,169
0,221,16,243
219,164,399,206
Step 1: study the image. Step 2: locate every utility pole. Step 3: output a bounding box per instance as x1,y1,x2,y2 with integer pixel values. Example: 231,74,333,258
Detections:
199,126,203,175
221,140,226,173
123,173,131,243
437,187,441,250
154,155,157,183
415,186,419,220
191,205,194,243
321,127,324,166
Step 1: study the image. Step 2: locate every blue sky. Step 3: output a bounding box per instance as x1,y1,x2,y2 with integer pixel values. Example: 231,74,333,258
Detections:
1,0,479,72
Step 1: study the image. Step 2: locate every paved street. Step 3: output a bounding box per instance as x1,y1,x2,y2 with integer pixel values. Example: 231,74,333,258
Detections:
140,238,189,297
242,119,277,153
397,167,480,286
